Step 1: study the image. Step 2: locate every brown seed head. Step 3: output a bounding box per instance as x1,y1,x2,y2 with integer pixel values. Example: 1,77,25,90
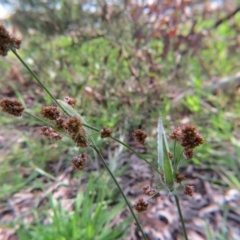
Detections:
64,116,82,133
41,106,60,120
72,128,89,148
100,126,113,138
133,129,147,145
133,199,148,212
183,148,194,159
72,153,86,170
0,24,21,56
142,186,160,198
180,124,203,149
64,96,77,107
55,117,66,129
175,173,185,183
169,126,182,142
184,185,194,197
40,126,62,141
0,98,24,117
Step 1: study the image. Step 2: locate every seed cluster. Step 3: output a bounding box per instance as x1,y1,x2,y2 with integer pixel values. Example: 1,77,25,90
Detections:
55,117,66,129
0,24,21,56
64,96,77,107
100,126,113,138
40,101,88,147
72,129,89,148
0,98,24,117
181,124,204,149
133,129,148,145
169,124,203,159
142,185,160,198
40,126,62,141
184,185,194,197
175,173,185,183
133,198,148,212
41,106,60,120
72,153,87,170
64,116,82,133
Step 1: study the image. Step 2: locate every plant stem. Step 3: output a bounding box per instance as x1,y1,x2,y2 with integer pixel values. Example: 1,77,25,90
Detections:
174,149,184,173
174,193,188,240
82,123,99,132
24,111,55,127
91,144,148,240
24,111,67,136
82,123,160,174
111,136,160,174
12,50,69,115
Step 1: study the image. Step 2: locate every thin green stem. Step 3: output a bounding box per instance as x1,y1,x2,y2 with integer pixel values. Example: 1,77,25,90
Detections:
82,123,99,132
24,111,67,136
12,50,69,116
111,136,160,174
91,144,148,240
173,141,176,159
82,123,160,174
174,149,184,173
24,111,55,127
173,141,177,172
174,193,188,240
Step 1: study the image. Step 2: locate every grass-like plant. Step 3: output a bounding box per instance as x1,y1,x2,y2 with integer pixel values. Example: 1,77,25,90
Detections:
16,173,129,240
0,24,204,240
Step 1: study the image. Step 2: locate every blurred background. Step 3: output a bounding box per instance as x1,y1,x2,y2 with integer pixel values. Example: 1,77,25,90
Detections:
0,0,240,239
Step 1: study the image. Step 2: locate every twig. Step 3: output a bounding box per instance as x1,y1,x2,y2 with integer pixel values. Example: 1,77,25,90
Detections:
212,7,240,29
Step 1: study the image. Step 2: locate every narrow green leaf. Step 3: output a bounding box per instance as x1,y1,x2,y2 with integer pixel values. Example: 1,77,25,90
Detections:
163,135,174,189
157,118,164,171
158,118,174,189
57,100,85,122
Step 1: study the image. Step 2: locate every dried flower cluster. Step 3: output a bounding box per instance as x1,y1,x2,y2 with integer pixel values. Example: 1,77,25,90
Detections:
175,173,185,183
169,124,203,159
0,98,24,117
133,198,148,212
55,117,66,129
40,98,88,147
40,126,62,141
142,185,160,198
167,124,203,197
133,129,148,145
72,128,89,148
0,24,21,56
169,126,182,142
64,96,77,107
133,186,159,213
181,124,204,149
41,106,60,120
100,126,113,138
64,116,82,133
184,185,194,197
183,148,194,159
72,153,87,170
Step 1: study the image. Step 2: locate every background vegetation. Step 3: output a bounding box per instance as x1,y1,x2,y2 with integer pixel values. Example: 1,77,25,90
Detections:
0,0,240,239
